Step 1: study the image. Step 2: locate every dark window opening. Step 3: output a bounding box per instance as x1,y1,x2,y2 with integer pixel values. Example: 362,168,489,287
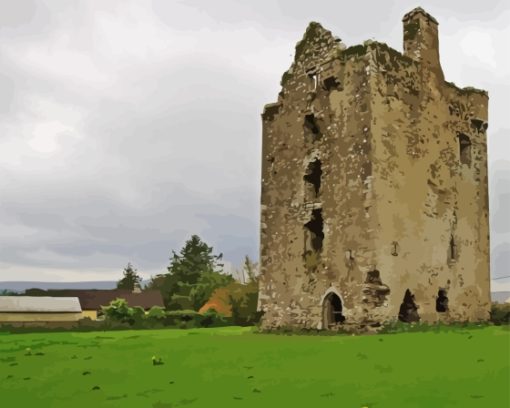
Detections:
304,114,322,142
323,76,341,91
303,159,322,197
448,235,457,263
470,118,484,132
304,209,324,253
398,289,420,323
458,133,471,166
323,292,345,327
436,289,449,312
365,270,382,285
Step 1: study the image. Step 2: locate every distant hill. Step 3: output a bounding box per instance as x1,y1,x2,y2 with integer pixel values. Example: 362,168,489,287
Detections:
2,281,509,303
492,291,510,304
0,281,118,292
0,280,155,293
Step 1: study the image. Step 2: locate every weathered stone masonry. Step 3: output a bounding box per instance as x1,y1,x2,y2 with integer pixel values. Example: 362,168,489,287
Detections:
258,8,490,331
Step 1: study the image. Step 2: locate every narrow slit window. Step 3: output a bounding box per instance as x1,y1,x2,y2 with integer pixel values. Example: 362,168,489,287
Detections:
458,133,471,166
448,235,457,263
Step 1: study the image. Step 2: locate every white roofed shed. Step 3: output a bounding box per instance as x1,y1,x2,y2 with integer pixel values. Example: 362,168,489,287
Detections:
0,296,83,324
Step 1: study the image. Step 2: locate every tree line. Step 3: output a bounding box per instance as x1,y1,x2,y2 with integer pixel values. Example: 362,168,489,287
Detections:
118,234,260,324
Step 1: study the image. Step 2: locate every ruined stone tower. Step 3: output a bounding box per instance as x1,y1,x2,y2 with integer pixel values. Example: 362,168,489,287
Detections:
258,8,490,331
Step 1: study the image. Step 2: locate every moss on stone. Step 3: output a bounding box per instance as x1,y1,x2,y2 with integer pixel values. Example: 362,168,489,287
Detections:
445,81,488,96
404,21,420,41
371,42,414,68
342,44,367,60
281,70,293,87
353,41,417,73
304,251,320,271
295,22,325,60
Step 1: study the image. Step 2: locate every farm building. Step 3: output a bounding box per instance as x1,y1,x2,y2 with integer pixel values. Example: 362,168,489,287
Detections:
0,296,82,326
76,290,164,319
24,289,165,320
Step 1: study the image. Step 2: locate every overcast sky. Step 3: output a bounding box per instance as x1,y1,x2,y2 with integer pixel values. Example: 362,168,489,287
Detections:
0,0,508,289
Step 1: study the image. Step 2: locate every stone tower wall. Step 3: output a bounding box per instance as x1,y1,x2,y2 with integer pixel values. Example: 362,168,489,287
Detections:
367,38,490,323
258,8,490,331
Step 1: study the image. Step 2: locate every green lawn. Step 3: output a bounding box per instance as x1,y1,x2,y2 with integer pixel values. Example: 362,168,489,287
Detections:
0,326,508,407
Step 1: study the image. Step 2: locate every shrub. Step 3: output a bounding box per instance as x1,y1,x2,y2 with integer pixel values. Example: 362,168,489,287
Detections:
147,306,166,320
101,299,147,326
228,281,262,326
101,298,134,323
490,303,510,325
131,306,146,323
167,294,194,311
200,309,229,328
165,310,202,328
166,309,201,320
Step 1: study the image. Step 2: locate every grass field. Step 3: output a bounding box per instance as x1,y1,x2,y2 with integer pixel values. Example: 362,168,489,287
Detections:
0,325,508,407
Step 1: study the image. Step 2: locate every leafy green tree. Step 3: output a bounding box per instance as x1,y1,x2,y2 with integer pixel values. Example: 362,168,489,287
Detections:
145,274,166,291
189,271,234,310
161,235,225,310
101,298,134,322
168,235,223,284
117,262,142,290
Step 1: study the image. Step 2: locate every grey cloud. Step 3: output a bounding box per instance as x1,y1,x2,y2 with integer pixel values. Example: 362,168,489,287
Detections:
0,0,52,35
492,244,510,280
0,177,257,271
490,160,510,235
0,0,508,281
493,193,510,234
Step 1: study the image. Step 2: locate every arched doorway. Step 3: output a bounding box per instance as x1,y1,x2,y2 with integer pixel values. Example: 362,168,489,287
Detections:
323,292,345,328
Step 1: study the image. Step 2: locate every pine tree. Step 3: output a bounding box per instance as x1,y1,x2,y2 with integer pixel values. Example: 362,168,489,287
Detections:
117,262,142,290
162,235,225,310
167,235,223,283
